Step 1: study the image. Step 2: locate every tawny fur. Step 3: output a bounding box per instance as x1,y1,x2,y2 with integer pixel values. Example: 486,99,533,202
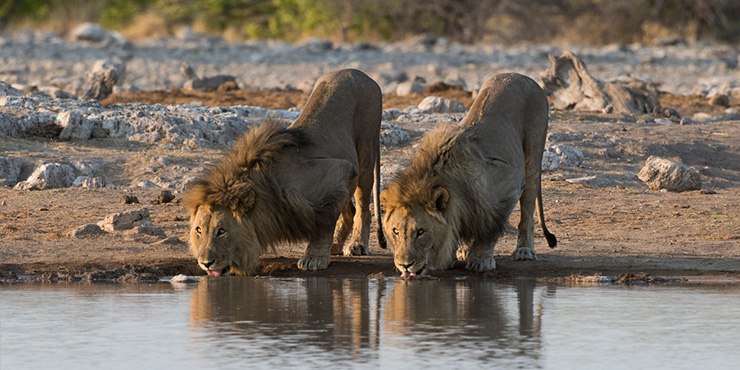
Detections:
381,73,557,275
184,69,385,275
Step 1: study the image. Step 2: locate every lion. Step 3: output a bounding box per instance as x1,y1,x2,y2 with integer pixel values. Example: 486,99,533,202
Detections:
380,73,557,277
183,69,386,276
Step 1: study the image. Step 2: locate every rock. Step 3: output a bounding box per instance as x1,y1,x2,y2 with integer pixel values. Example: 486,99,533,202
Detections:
73,176,109,188
72,159,103,176
382,109,403,121
692,112,715,122
652,105,681,120
378,69,408,84
124,225,167,238
170,274,199,284
549,145,584,167
0,81,23,96
69,224,107,238
84,60,121,100
120,194,140,204
183,75,237,90
680,117,696,125
0,156,24,187
395,76,426,96
542,51,659,114
654,118,674,125
409,33,437,48
136,181,157,188
299,38,333,51
72,176,89,187
58,111,95,140
637,156,701,192
417,96,465,113
541,151,560,172
156,236,186,245
380,123,410,146
709,94,730,107
152,157,172,167
36,86,76,100
180,62,199,80
98,208,151,232
565,176,615,189
14,163,76,190
71,23,110,42
156,190,175,204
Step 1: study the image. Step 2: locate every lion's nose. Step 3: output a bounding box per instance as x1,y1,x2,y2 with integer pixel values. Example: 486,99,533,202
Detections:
202,259,215,268
399,262,413,270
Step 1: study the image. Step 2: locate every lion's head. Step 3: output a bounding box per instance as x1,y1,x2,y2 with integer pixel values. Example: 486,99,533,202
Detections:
182,119,308,276
381,185,453,277
187,203,261,276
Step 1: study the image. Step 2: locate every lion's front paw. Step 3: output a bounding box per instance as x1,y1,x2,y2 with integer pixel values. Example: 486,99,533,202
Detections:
512,247,538,261
344,242,368,256
465,255,496,272
297,253,331,271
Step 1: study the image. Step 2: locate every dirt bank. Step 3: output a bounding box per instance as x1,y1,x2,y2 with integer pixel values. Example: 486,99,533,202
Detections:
1,89,739,282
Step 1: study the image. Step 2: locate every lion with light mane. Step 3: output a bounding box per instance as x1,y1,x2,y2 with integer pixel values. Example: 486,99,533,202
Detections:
381,73,557,277
184,69,386,276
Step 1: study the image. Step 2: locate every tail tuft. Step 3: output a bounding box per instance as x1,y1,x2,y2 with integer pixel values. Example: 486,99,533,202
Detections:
378,229,387,249
544,229,557,248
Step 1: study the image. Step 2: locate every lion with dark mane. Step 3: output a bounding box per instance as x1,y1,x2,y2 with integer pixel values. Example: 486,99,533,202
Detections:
381,73,557,277
184,69,386,276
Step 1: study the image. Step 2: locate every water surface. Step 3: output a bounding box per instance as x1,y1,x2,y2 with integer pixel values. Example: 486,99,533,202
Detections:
2,278,740,369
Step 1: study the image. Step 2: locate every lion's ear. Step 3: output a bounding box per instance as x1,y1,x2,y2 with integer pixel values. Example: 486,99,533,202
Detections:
232,188,255,215
432,187,449,212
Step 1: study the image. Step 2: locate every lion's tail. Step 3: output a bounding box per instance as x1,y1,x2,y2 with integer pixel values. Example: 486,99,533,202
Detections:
374,150,387,249
537,187,557,248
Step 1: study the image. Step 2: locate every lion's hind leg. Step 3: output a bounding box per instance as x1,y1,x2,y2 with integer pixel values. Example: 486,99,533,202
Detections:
344,156,374,257
331,201,355,255
513,173,539,261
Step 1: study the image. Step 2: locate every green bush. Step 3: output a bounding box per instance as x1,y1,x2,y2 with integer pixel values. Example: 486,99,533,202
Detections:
1,0,739,44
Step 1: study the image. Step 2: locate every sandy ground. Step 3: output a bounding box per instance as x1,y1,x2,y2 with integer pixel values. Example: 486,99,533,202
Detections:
1,88,739,282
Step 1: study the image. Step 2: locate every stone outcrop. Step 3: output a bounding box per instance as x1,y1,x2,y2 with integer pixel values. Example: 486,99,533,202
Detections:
97,208,151,232
417,96,465,113
637,156,701,192
14,163,76,190
0,156,24,187
542,51,660,114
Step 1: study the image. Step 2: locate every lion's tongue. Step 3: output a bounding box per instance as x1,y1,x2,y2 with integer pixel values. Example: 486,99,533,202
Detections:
400,271,416,278
207,269,222,277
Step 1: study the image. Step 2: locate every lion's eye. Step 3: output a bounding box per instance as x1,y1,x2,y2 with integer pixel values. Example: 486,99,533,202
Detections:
216,228,226,236
195,226,202,235
392,228,399,235
417,229,425,236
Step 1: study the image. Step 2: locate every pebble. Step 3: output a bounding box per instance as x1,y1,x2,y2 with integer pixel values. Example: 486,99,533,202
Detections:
170,274,199,284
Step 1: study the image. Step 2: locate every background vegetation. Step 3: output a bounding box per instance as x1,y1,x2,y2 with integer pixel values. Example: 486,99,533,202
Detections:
1,0,739,44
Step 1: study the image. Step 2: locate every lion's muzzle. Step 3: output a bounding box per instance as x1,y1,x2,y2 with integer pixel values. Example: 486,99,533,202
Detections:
199,259,230,277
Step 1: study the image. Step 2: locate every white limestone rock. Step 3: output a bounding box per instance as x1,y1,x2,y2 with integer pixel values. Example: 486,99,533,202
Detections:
637,156,701,192
14,163,76,190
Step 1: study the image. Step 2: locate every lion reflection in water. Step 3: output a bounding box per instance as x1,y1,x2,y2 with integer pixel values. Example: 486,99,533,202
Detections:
189,279,551,358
